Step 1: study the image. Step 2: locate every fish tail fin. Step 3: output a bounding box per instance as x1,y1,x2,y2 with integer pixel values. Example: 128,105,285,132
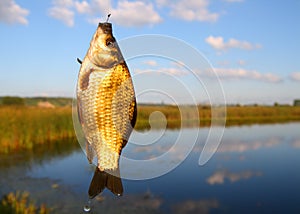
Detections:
88,167,123,199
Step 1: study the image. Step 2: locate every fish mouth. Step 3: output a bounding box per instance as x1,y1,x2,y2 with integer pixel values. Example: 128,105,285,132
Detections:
98,22,112,34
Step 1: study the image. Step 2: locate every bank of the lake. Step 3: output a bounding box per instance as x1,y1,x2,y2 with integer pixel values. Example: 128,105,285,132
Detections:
0,105,300,153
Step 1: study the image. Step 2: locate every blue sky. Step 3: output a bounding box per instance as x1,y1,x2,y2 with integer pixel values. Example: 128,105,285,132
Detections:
0,0,299,104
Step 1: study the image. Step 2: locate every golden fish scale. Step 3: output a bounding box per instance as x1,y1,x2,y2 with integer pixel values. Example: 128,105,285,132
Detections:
93,62,135,170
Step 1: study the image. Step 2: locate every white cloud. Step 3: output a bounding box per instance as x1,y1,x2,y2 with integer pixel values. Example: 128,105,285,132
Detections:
75,0,110,15
161,67,187,75
172,60,186,68
135,65,282,83
47,0,111,27
0,0,29,25
206,36,261,51
53,0,74,7
143,60,158,67
223,0,244,3
134,66,187,76
48,0,75,27
207,170,262,185
46,0,246,27
110,1,162,27
159,0,219,22
156,0,169,8
74,1,92,14
289,72,300,81
135,60,188,75
237,59,246,66
217,60,230,66
211,68,282,83
72,0,161,27
48,0,230,27
48,6,75,27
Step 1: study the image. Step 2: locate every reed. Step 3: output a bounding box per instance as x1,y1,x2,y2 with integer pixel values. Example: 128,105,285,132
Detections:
226,106,300,125
0,191,49,214
1,105,300,154
136,105,300,129
0,106,75,153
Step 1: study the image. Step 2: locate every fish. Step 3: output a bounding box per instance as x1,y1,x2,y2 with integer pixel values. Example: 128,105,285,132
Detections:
76,20,137,198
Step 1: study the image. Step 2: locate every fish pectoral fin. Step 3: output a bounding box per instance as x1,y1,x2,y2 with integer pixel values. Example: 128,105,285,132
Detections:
88,167,123,199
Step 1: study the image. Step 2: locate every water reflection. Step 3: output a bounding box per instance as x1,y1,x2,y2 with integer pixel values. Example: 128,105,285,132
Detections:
293,139,300,148
206,170,262,185
215,137,281,153
0,137,79,169
171,199,219,214
1,123,300,213
88,191,164,214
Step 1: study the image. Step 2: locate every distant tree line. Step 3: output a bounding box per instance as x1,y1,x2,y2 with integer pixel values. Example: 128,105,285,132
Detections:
0,96,25,106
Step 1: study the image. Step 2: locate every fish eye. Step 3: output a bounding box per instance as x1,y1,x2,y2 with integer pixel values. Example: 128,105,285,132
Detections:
106,38,115,47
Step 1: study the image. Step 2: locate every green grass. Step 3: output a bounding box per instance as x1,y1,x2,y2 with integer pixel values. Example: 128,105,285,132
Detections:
0,105,300,154
0,96,72,107
0,106,74,153
226,106,300,125
0,191,49,214
136,105,300,129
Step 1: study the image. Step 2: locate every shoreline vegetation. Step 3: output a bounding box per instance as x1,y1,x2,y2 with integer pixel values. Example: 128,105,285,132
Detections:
0,191,49,214
135,104,300,128
0,96,300,153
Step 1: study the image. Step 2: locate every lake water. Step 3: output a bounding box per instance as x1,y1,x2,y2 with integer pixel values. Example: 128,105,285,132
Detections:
1,123,300,213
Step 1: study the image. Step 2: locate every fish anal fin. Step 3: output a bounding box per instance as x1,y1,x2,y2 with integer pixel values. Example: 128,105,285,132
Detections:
88,167,123,199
